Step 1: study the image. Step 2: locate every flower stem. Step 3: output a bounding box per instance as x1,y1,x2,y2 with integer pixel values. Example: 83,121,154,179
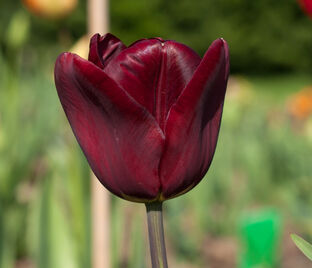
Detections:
145,202,168,268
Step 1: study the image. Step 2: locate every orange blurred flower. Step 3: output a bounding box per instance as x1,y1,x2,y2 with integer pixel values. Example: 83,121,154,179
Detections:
288,87,312,120
22,0,77,19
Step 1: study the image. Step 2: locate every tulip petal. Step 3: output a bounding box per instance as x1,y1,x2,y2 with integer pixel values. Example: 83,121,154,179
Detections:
160,39,229,199
55,53,165,201
88,33,126,69
104,39,201,130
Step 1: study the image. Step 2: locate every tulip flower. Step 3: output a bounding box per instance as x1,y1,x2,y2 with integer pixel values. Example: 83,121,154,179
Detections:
299,0,312,17
55,33,229,202
54,33,229,268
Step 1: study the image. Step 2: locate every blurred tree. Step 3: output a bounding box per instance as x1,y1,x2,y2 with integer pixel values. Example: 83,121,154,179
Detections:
2,0,312,73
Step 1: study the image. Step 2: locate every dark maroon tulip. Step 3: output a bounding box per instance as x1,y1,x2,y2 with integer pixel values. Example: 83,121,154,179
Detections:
299,0,312,17
54,33,229,202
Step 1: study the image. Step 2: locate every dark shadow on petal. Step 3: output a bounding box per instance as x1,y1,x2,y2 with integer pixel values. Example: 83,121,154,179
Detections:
88,33,126,69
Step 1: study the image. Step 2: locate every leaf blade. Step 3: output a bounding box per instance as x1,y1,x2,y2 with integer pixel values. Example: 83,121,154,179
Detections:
291,233,312,261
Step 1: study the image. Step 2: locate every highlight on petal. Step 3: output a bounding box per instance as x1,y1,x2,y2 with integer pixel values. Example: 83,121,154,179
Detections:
88,33,126,69
160,38,229,199
104,39,201,130
54,52,165,201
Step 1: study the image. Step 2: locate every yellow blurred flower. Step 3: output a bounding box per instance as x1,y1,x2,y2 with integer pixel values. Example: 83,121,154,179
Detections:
70,35,89,59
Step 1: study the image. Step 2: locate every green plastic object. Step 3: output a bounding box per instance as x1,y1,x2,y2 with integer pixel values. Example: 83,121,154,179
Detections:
239,209,282,268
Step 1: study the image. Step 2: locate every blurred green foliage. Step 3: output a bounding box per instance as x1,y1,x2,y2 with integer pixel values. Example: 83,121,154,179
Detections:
0,47,91,268
2,0,312,73
111,0,312,73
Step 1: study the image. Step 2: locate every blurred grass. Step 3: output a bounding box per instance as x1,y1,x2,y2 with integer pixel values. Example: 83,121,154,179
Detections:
0,49,92,268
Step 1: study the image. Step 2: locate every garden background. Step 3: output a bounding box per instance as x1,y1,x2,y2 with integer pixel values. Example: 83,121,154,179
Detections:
1,0,312,267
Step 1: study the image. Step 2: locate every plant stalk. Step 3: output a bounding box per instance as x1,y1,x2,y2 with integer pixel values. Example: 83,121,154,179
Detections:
145,202,168,268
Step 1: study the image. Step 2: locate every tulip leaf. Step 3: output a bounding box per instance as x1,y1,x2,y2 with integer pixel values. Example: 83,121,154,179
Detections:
291,234,312,261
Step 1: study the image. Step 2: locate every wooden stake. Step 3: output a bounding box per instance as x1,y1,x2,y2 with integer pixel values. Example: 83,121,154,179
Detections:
87,0,110,268
88,0,109,36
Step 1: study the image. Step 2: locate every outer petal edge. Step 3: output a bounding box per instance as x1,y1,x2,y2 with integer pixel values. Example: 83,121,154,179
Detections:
160,39,230,199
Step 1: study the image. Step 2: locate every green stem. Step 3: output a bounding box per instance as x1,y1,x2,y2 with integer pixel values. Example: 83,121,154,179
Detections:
145,202,168,268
